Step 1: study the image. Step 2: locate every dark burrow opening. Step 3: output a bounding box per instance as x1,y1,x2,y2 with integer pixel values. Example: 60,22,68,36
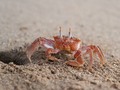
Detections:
0,46,69,65
0,47,30,65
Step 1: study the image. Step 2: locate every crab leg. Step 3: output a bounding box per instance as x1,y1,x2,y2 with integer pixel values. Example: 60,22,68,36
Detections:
26,37,55,62
82,47,93,69
93,46,106,65
85,45,106,69
65,50,84,67
65,45,106,70
46,48,60,61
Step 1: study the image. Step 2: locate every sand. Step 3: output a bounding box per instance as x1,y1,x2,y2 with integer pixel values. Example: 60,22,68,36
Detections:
0,0,120,90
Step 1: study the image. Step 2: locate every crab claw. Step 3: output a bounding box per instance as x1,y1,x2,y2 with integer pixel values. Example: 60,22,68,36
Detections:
65,56,84,67
26,37,55,63
26,38,41,62
65,49,84,67
65,45,106,70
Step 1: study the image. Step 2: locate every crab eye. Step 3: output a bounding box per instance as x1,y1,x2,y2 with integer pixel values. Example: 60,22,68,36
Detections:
59,27,62,38
68,28,71,38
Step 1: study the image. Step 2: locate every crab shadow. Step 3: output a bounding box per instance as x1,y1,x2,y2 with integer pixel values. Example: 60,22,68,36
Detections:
0,46,68,65
0,47,49,65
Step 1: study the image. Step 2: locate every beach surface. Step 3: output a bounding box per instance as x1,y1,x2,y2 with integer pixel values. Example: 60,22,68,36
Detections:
0,0,120,90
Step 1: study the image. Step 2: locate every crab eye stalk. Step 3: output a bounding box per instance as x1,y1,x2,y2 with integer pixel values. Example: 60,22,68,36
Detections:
68,28,71,38
59,27,62,38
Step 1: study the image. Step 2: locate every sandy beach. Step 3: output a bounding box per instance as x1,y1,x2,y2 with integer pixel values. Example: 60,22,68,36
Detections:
0,0,120,90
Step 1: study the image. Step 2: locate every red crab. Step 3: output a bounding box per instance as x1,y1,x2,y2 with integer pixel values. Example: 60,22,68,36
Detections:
26,27,106,70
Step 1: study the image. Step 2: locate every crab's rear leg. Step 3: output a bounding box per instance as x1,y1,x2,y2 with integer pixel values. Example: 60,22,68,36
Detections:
65,45,106,70
92,45,106,65
26,37,56,62
82,45,106,69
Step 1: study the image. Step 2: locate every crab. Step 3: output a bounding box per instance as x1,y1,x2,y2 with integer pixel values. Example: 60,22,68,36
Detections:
26,27,106,70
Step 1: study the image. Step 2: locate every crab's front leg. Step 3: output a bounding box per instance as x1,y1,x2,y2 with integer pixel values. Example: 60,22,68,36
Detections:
46,48,60,61
26,37,59,62
65,50,84,67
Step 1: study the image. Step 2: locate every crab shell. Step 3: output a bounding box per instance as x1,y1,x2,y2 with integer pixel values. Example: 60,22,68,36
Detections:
53,36,81,52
